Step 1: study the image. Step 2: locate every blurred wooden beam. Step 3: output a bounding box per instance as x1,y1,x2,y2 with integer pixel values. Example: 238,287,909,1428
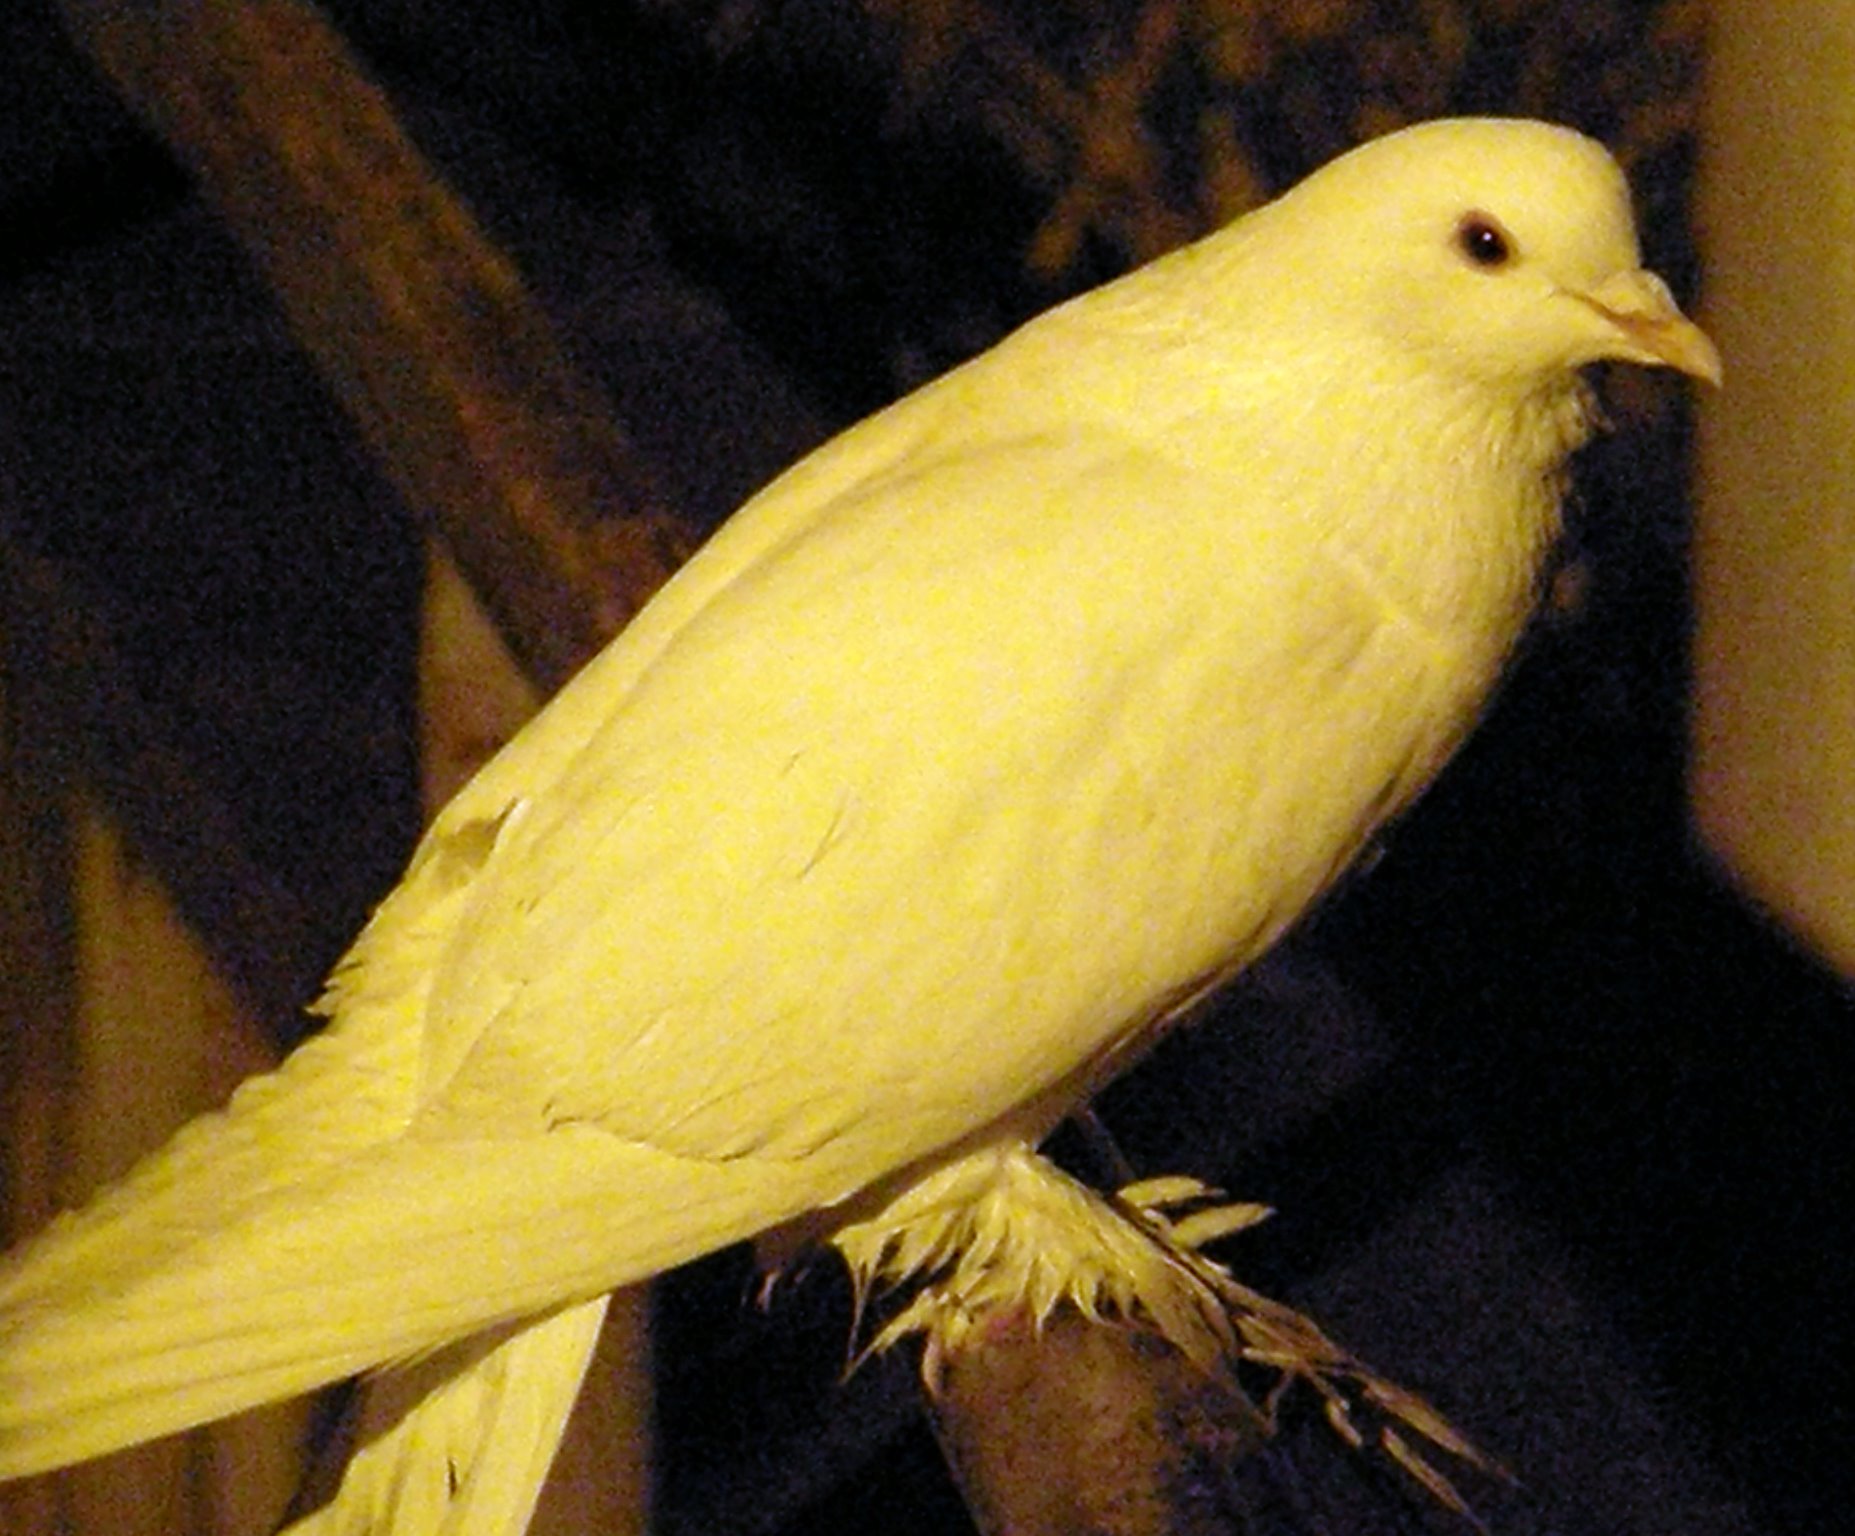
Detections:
0,544,324,1026
56,0,694,695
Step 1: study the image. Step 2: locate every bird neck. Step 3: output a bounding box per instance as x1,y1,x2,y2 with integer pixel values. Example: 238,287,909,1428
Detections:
1303,363,1588,662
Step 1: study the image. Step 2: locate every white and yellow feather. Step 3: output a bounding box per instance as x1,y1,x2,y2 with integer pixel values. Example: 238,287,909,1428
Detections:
0,118,1715,1532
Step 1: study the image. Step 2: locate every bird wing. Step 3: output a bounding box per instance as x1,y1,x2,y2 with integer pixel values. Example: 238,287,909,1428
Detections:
414,430,1459,1182
0,308,1456,1478
0,349,963,1345
0,384,953,1476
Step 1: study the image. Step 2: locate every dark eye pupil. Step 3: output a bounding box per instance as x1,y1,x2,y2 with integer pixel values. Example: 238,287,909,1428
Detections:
1458,215,1510,268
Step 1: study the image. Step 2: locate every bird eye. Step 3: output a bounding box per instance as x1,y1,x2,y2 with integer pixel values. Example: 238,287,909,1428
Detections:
1455,213,1513,269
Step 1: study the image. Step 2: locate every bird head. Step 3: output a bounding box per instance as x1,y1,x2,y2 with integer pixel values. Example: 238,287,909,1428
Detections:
1256,118,1721,398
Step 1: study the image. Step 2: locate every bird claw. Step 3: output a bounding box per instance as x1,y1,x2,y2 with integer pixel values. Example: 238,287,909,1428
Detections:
1114,1174,1273,1250
1164,1232,1506,1525
828,1143,1496,1524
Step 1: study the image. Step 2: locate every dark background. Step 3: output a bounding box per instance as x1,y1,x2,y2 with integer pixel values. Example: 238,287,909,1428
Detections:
1,2,1847,1533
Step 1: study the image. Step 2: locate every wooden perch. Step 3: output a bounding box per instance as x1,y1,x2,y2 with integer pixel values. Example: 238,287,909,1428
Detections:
930,1307,1271,1536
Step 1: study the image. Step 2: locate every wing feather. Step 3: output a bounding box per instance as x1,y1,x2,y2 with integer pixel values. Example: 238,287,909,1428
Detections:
0,1133,798,1478
416,432,1453,1186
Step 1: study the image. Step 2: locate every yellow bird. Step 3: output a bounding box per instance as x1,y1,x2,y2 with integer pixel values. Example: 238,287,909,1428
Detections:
0,118,1717,1532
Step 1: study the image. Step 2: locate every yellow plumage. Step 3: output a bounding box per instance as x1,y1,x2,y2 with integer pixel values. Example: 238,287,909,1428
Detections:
0,117,1716,1532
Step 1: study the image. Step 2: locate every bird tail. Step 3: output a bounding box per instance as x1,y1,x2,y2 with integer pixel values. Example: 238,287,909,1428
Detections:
281,1296,612,1536
0,1124,788,1480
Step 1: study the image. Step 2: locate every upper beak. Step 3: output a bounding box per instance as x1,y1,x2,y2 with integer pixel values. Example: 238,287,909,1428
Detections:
1578,269,1723,387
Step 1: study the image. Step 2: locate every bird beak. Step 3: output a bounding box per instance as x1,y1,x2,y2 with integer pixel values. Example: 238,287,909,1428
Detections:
1577,269,1723,386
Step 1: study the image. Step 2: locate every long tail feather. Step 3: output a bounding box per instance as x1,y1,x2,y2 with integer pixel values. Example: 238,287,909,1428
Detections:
282,1297,611,1536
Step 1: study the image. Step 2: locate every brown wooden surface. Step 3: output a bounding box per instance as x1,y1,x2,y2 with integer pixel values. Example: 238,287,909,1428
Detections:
55,0,693,697
930,1307,1272,1536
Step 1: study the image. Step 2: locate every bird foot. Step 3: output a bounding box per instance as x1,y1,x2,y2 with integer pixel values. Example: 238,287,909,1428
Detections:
1116,1168,1505,1527
828,1142,1498,1525
828,1143,1238,1382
